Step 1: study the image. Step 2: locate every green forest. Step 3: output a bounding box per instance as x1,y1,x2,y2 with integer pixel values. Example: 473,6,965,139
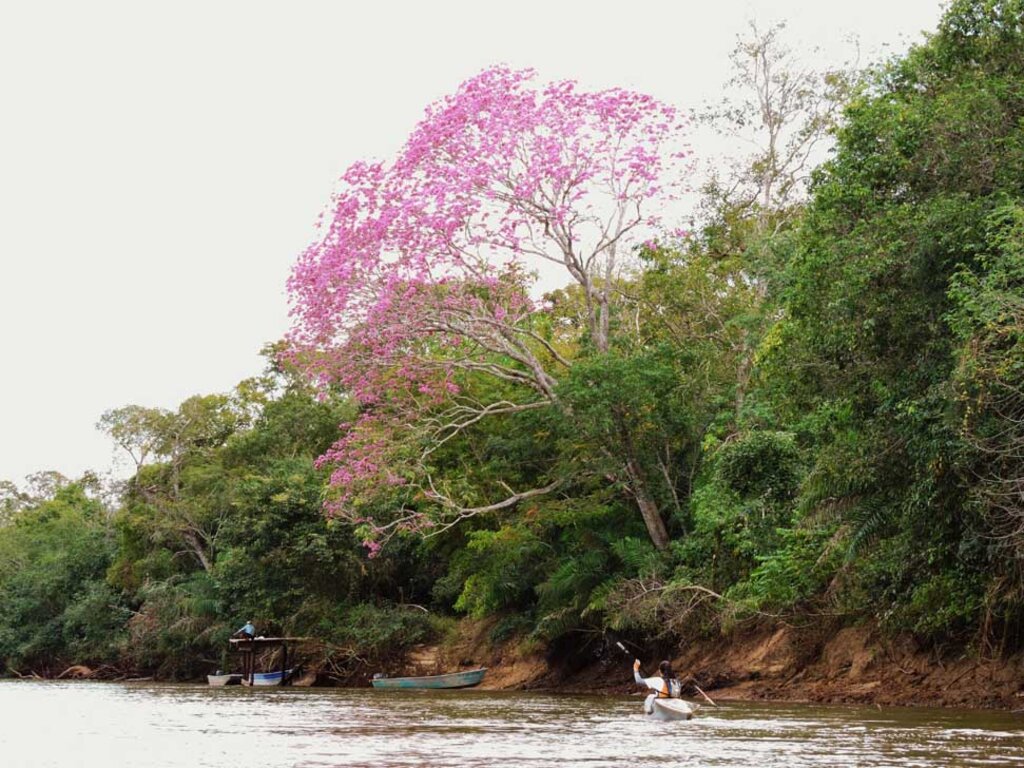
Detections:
2,0,1023,683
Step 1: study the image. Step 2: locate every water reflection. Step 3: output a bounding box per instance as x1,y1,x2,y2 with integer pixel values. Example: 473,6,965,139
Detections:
0,682,1021,767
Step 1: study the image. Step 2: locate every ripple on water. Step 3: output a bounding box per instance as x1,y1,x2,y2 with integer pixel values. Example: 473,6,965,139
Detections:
1,682,1022,768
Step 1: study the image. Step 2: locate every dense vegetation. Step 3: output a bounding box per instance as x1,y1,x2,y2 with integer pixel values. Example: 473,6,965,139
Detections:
2,0,1023,679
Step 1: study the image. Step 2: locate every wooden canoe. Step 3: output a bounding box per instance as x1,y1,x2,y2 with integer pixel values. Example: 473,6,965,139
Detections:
371,668,487,689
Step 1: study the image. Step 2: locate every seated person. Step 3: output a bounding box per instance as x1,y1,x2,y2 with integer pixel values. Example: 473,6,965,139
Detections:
634,658,681,713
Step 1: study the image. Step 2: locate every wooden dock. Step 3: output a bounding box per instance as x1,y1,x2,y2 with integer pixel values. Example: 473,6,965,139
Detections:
228,636,312,686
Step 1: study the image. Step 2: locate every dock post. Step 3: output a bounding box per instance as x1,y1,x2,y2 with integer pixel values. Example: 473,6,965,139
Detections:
280,641,288,686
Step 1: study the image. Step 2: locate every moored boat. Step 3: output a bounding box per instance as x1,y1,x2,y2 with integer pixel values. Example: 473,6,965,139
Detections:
240,668,295,687
371,668,487,689
207,673,242,686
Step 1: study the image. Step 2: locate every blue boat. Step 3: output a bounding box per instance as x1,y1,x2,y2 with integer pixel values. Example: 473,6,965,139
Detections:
371,668,487,689
241,668,295,687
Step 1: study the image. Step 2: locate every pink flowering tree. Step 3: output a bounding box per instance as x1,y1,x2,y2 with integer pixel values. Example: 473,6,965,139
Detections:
288,66,689,549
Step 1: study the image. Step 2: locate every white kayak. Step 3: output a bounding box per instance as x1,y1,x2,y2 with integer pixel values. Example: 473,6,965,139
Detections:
644,694,699,721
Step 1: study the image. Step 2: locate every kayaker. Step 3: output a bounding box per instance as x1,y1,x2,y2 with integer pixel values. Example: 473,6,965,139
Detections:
634,658,683,716
633,658,681,699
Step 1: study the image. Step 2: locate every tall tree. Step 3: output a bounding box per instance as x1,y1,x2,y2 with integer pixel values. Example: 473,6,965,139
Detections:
702,21,854,236
769,0,1024,642
100,394,250,572
698,22,855,424
288,66,690,548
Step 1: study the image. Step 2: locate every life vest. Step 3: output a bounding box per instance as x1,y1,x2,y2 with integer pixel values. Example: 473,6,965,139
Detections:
659,677,682,698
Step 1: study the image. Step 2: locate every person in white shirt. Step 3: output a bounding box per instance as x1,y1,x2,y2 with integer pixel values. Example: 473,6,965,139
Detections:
633,658,680,714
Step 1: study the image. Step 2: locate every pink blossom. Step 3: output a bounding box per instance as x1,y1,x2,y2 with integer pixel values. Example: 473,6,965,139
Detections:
286,66,690,537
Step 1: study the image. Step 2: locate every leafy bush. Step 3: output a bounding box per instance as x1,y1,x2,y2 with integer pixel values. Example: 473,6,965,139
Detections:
300,602,441,659
881,571,985,645
447,526,551,618
724,523,843,620
716,431,802,502
0,485,118,673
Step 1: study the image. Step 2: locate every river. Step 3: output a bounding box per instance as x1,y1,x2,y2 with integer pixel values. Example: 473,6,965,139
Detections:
0,681,1021,767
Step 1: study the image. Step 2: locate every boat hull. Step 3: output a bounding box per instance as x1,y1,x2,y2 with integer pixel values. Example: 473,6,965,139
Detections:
207,674,241,686
645,695,698,721
241,669,295,687
371,668,487,689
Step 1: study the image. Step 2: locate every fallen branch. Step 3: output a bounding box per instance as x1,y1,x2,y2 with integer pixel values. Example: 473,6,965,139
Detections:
400,603,430,613
943,663,979,691
57,665,94,680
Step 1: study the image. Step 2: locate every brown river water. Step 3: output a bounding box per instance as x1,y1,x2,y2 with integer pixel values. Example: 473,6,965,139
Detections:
0,681,1021,767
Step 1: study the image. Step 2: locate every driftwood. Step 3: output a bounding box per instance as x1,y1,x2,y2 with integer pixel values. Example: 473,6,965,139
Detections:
291,669,317,687
57,665,94,679
8,668,43,680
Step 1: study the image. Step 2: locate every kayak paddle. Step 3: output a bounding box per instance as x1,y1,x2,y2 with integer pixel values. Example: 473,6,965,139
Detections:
617,640,718,707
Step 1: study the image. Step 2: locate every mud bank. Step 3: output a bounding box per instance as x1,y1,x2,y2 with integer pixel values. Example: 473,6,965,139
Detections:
12,620,1021,710
425,620,1024,710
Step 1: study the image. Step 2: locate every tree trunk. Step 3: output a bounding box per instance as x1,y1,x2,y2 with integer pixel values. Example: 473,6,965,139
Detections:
625,457,670,550
613,408,671,550
183,530,213,572
734,334,753,423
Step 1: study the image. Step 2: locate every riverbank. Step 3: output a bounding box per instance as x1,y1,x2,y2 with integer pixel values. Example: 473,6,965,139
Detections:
7,618,1022,711
425,619,1024,711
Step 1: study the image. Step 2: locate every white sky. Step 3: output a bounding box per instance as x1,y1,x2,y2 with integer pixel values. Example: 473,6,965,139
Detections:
0,0,945,485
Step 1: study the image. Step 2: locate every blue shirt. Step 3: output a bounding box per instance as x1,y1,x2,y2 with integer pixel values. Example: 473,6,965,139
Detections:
240,622,255,636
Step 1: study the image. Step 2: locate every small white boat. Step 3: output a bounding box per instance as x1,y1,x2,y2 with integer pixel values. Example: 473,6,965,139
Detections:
644,694,699,721
207,673,242,686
